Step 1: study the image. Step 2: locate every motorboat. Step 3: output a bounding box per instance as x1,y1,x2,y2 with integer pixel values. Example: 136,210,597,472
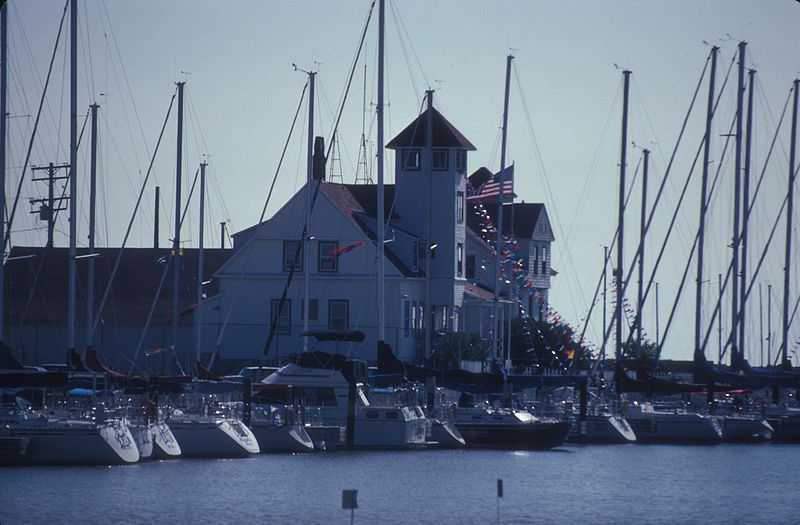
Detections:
262,353,427,449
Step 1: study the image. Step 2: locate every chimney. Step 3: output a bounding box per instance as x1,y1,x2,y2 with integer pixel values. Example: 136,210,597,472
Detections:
313,136,326,181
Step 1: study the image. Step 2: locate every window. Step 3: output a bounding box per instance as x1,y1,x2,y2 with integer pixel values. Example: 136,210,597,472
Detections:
402,149,421,170
411,301,418,333
532,246,539,275
283,241,302,272
433,149,448,170
455,149,466,173
329,299,349,330
365,410,379,419
300,299,318,320
456,191,465,224
403,300,410,337
541,247,548,276
386,411,399,420
466,255,475,279
318,241,338,272
457,242,464,277
271,299,291,334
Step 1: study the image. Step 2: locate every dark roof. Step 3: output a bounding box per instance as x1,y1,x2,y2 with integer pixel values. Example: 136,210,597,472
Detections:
468,167,494,189
466,202,544,238
320,183,421,278
386,107,476,151
5,246,231,325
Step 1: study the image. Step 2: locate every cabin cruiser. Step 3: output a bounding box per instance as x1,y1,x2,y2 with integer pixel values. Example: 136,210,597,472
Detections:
0,403,139,465
262,352,427,449
623,402,722,443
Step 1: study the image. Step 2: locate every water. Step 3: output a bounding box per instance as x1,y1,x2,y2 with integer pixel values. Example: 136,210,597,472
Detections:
2,444,798,524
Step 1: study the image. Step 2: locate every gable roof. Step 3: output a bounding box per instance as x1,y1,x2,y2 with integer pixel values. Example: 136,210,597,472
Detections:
5,246,230,325
386,107,476,151
466,202,546,238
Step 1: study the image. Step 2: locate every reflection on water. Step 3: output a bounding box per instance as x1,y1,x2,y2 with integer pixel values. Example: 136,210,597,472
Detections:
1,444,798,524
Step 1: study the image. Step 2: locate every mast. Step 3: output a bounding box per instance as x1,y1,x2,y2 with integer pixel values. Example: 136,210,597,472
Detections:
154,186,160,248
0,3,7,342
376,0,385,344
759,283,764,366
739,67,755,361
492,54,513,362
172,81,185,356
614,69,631,395
601,245,608,363
782,78,799,368
695,46,717,364
730,41,746,367
86,103,98,345
636,149,649,361
303,71,315,353
423,89,433,361
68,0,77,352
767,283,772,366
196,161,206,364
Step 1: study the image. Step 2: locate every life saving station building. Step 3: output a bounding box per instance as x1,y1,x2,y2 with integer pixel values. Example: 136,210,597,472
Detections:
201,104,554,364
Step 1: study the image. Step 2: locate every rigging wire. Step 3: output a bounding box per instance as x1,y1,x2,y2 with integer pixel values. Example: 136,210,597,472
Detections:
90,91,176,341
3,0,69,255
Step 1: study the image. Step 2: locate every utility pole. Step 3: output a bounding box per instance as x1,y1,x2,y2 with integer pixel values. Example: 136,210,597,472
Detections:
30,163,69,247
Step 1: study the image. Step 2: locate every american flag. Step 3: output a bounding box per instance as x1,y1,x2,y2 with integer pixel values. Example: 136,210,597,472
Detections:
467,165,514,202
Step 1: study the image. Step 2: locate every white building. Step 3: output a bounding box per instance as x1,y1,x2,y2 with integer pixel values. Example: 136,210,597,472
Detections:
200,104,553,365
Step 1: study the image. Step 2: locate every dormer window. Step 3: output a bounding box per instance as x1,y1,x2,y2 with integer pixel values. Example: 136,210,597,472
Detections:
402,149,421,170
433,149,448,170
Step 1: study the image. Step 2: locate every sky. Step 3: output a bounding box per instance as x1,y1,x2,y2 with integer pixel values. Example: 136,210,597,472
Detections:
4,0,800,363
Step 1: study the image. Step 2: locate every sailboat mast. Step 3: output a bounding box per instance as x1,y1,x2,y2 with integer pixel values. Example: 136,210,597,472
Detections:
172,81,185,356
68,0,78,352
0,4,7,342
492,54,513,362
614,69,631,395
695,46,717,363
730,41,746,366
423,89,433,361
304,72,315,353
739,67,755,361
377,0,385,343
86,103,99,345
782,78,799,367
601,245,608,363
636,149,649,360
197,161,206,364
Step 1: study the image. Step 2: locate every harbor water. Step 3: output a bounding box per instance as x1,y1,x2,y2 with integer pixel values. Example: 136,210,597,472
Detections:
2,444,798,524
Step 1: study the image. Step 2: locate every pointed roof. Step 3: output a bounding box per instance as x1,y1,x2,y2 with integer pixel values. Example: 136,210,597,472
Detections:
386,107,476,150
467,202,546,238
